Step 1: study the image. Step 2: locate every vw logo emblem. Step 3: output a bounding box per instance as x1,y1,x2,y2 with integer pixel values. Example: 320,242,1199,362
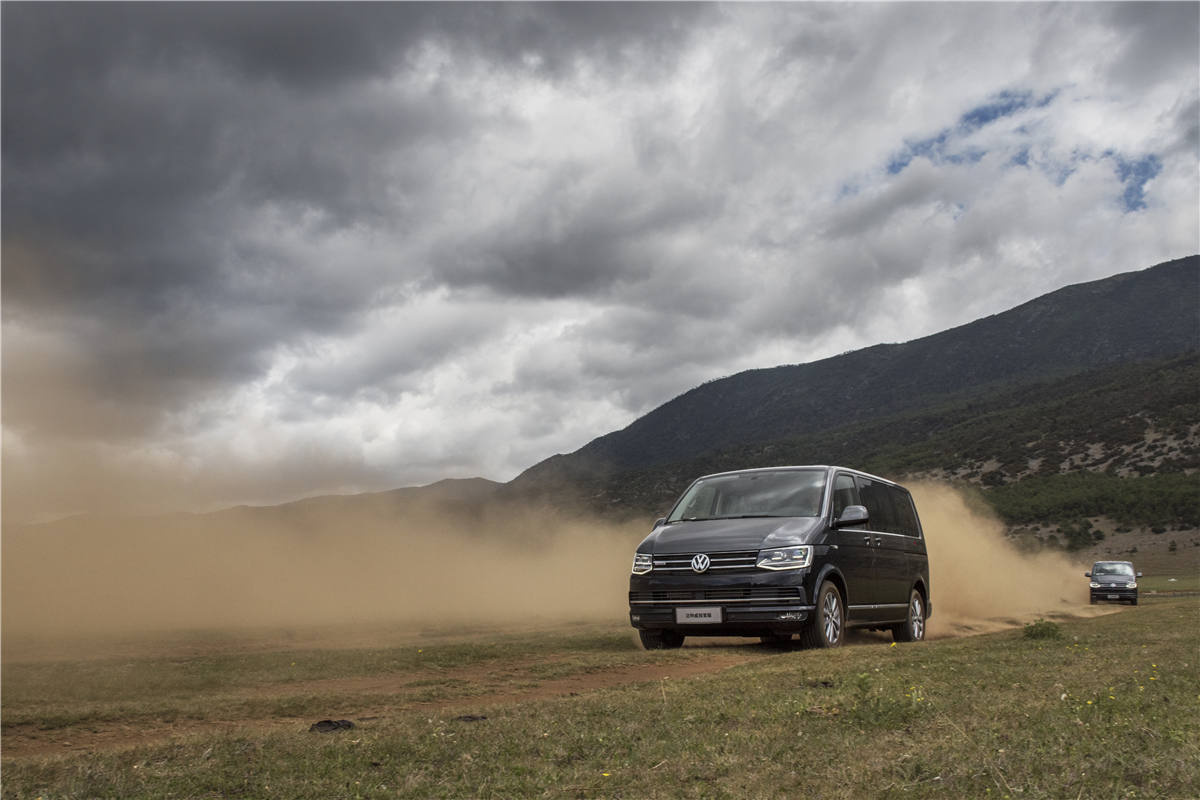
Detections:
691,553,711,573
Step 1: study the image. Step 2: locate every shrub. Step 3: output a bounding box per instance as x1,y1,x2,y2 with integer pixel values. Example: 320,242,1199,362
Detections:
1023,619,1063,640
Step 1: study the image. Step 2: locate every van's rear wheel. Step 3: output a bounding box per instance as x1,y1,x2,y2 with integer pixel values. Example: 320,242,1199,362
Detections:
639,629,684,650
800,582,844,648
892,589,926,643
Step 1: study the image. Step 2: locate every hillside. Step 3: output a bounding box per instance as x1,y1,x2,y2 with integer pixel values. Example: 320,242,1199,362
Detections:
504,353,1199,513
503,256,1200,533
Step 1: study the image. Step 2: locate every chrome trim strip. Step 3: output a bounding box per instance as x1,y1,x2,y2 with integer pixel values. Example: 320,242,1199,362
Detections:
653,564,752,572
847,603,909,610
631,598,803,605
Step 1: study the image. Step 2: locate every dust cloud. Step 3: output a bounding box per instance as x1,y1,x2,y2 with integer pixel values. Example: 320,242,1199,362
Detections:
3,481,1101,657
2,498,648,650
911,482,1100,637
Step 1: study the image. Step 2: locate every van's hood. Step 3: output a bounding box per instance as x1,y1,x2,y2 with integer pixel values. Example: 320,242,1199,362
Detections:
642,517,823,553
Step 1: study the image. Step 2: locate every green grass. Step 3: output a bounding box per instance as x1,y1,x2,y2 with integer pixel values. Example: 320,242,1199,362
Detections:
4,600,1198,799
1141,573,1200,592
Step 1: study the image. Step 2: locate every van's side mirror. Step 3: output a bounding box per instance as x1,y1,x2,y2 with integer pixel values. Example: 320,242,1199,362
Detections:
1084,572,1092,577
653,517,666,529
834,505,869,528
1137,572,1143,578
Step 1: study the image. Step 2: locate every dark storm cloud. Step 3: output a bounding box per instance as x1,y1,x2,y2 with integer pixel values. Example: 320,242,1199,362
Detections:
2,3,709,446
436,173,723,298
1,2,711,304
1,3,710,94
1105,2,1200,89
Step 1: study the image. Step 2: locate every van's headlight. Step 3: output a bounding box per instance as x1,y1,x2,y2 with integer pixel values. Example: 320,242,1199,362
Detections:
632,553,653,575
1090,582,1100,588
1126,582,1137,589
757,546,812,570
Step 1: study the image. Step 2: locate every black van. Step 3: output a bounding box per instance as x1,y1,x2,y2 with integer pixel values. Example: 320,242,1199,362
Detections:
1085,561,1141,605
628,466,931,649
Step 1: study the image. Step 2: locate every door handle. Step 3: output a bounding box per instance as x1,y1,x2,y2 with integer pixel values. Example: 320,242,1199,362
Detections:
863,536,872,545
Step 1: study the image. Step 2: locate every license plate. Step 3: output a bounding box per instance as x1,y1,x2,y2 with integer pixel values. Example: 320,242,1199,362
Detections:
676,606,722,624
1107,594,1120,600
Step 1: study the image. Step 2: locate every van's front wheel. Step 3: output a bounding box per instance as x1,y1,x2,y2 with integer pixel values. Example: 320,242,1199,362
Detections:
892,589,926,643
800,582,844,648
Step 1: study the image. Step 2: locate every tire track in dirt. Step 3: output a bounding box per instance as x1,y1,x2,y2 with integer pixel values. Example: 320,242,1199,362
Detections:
2,651,765,759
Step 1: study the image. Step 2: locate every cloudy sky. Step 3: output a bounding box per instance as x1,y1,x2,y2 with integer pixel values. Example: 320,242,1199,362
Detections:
3,2,1197,522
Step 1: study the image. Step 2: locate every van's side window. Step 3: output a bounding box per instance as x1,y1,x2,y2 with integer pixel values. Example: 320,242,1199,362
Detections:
832,473,858,520
890,488,920,537
856,477,899,534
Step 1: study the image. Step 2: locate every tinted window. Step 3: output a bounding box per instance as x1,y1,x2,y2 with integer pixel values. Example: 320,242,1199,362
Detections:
859,479,897,534
888,486,920,537
832,473,859,519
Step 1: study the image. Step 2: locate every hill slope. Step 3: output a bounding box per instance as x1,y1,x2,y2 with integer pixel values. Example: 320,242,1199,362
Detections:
505,256,1199,517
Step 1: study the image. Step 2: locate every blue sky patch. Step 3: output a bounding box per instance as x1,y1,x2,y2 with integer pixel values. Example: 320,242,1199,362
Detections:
887,131,950,174
1112,154,1162,212
887,89,1060,177
959,90,1033,132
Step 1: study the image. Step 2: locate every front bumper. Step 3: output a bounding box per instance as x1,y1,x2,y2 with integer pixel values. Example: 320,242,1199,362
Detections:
1091,585,1138,603
629,569,815,637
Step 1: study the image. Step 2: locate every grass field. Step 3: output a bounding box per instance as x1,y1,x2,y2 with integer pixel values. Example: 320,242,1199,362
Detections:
3,598,1198,800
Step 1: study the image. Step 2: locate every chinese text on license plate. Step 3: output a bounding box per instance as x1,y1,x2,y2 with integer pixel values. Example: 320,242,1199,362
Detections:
676,606,722,624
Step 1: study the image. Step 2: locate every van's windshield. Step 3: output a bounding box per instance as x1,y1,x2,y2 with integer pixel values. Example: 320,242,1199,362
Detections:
667,469,826,523
1093,562,1135,577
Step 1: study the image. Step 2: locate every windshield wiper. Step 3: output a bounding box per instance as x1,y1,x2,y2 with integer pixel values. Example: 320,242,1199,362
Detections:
675,514,787,522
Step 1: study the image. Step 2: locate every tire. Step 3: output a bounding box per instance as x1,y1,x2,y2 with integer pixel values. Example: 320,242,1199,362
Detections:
1130,597,1138,606
639,629,685,650
1090,597,1097,605
800,582,844,649
892,589,926,643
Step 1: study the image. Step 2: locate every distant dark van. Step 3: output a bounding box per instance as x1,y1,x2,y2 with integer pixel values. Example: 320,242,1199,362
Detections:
1086,561,1141,605
629,466,931,649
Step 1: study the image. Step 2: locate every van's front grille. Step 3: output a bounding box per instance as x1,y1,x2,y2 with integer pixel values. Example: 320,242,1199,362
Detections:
629,587,803,605
651,550,759,573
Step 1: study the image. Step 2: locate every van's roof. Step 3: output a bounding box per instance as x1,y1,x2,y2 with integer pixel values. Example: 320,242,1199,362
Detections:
694,465,904,489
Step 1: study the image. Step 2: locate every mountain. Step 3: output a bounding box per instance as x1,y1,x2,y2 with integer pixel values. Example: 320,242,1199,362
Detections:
504,256,1200,517
212,477,502,525
4,477,504,540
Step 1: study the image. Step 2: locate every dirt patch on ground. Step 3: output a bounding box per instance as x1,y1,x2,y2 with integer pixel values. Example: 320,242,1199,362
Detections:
2,650,763,760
